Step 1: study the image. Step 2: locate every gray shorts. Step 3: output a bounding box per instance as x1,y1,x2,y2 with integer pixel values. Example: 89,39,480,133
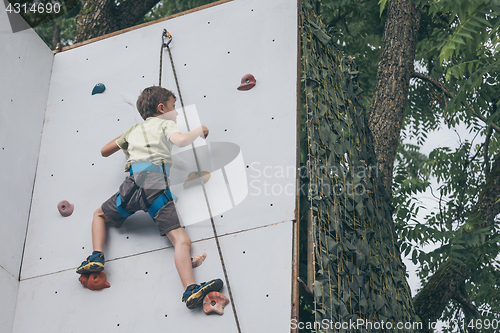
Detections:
101,172,181,236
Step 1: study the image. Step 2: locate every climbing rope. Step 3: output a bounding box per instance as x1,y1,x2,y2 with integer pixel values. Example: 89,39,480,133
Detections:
159,29,242,333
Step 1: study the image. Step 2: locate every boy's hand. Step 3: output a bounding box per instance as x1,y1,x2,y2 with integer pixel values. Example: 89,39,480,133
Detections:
201,126,209,139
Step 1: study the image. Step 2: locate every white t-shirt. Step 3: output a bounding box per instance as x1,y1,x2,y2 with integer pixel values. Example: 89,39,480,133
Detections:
116,117,180,171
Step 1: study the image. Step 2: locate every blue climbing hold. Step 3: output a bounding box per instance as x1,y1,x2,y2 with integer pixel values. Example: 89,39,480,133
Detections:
92,83,106,95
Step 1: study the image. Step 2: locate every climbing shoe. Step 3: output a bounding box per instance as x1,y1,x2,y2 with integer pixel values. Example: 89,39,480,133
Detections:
182,278,223,309
76,252,105,274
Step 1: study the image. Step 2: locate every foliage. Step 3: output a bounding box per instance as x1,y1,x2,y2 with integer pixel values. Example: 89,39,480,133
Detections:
10,0,79,34
396,0,500,329
398,0,500,326
33,2,81,50
316,0,385,110
314,0,500,329
136,0,216,25
33,0,217,50
300,0,417,329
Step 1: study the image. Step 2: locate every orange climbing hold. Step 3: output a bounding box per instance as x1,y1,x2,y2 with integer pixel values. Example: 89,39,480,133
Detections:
191,253,207,268
79,272,110,291
184,171,211,189
203,291,229,315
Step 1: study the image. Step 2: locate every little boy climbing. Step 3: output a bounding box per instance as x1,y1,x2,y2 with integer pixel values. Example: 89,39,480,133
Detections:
76,86,223,309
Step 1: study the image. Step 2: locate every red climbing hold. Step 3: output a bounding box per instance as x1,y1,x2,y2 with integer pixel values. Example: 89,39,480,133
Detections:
79,272,110,291
191,253,207,268
58,200,74,217
237,74,256,91
203,291,229,315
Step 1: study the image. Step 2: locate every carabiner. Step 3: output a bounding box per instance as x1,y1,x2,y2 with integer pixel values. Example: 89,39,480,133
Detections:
162,29,172,48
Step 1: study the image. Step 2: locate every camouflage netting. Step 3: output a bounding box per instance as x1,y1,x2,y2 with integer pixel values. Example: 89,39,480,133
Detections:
300,1,419,331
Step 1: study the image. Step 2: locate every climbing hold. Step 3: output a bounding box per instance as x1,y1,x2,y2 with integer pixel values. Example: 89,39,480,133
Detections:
203,292,229,315
57,200,74,217
237,74,256,91
92,83,106,95
183,171,211,189
191,253,207,268
79,272,110,291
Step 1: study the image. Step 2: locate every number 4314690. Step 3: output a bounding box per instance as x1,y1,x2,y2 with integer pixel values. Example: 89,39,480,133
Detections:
443,319,499,330
6,2,61,14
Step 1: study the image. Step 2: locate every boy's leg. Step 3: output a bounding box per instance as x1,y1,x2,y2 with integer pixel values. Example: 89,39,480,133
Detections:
77,176,136,274
92,206,111,252
166,227,223,309
166,228,196,289
76,207,110,274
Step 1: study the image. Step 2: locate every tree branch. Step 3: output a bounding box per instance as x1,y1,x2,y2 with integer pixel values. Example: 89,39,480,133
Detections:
469,152,500,228
413,151,500,330
327,10,348,28
297,277,315,305
453,283,481,333
412,71,453,98
484,125,493,179
454,283,481,318
411,71,500,134
413,260,466,333
52,19,61,47
442,91,449,111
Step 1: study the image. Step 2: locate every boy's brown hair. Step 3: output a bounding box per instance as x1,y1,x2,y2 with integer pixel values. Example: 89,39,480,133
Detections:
136,86,176,120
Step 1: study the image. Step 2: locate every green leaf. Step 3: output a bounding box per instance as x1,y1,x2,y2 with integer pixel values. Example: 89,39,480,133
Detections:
355,201,364,216
456,31,473,39
452,36,466,45
375,294,386,311
378,0,388,16
313,281,324,300
440,43,456,63
327,237,339,253
318,102,327,117
312,27,331,45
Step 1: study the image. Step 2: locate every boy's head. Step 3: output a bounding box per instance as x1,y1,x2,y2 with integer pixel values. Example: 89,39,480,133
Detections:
136,86,177,120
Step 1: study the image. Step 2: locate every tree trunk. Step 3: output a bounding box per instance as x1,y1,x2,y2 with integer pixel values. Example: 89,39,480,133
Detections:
52,19,61,47
75,0,161,43
368,0,421,199
413,151,500,332
75,0,117,42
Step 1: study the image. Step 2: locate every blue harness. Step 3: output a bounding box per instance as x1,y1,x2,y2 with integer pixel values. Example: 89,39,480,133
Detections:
116,162,177,220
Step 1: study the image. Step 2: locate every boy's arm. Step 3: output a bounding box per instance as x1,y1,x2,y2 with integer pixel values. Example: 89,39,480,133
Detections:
169,126,208,148
101,134,123,157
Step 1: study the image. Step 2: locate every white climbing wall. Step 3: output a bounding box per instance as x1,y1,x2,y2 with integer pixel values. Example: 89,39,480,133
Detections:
5,0,298,332
0,2,54,332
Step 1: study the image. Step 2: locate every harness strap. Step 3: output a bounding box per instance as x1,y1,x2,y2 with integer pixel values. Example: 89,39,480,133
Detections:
117,162,176,220
130,162,170,175
147,188,177,219
116,190,133,218
116,174,142,218
148,161,177,219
